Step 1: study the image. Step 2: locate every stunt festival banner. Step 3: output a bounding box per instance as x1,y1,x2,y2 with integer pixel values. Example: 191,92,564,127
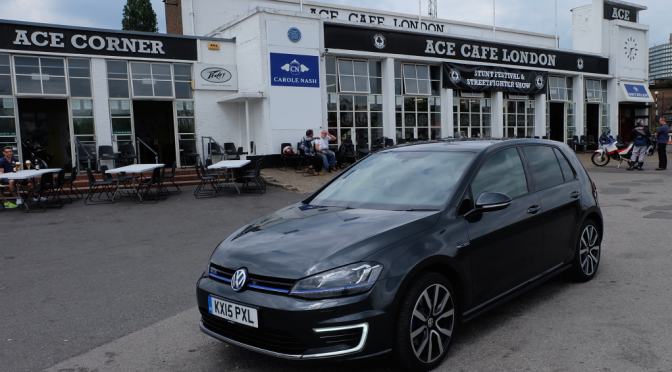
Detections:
443,62,549,94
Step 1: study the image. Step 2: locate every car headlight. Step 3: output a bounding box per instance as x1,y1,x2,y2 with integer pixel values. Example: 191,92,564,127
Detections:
290,262,383,299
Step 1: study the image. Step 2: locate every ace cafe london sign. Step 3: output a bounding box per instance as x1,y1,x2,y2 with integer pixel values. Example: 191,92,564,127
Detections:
0,21,198,60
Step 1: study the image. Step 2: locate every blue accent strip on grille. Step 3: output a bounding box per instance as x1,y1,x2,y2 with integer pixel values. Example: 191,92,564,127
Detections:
248,283,290,293
210,273,231,282
291,281,375,294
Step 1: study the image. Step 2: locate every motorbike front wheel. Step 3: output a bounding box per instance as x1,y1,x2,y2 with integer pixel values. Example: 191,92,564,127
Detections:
591,152,610,166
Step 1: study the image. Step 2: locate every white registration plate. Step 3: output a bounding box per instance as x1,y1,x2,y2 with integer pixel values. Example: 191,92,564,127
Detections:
208,296,259,328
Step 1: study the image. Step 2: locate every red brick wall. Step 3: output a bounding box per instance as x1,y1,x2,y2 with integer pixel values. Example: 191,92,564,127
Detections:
164,0,183,35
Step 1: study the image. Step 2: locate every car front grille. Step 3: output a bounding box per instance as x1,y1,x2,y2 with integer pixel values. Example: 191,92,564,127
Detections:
209,264,295,295
200,309,306,355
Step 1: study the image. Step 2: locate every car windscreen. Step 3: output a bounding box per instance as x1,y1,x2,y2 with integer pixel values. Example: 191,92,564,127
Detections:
309,151,475,210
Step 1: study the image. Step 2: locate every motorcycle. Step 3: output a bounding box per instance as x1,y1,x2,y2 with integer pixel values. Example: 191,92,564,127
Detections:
21,140,52,169
591,132,634,168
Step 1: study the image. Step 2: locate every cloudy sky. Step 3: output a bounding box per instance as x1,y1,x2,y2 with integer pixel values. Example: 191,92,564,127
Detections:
0,0,669,48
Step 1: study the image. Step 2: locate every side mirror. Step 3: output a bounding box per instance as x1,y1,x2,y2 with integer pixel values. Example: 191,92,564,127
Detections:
475,192,512,211
465,192,512,217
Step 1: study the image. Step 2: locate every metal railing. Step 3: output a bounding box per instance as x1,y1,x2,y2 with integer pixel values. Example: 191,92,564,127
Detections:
136,138,159,164
201,136,227,161
74,136,93,172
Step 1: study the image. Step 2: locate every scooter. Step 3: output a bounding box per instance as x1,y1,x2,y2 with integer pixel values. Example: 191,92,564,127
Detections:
591,132,634,168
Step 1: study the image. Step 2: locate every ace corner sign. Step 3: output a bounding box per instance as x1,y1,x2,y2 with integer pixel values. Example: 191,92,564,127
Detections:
194,64,238,91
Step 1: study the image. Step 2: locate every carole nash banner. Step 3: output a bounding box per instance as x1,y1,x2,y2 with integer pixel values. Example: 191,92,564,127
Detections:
443,63,548,94
270,53,320,88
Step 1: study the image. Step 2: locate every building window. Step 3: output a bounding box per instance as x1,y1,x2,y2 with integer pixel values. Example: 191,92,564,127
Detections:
337,59,370,93
107,61,130,98
173,64,192,99
585,79,607,103
402,64,430,95
0,97,16,136
548,76,573,101
453,91,490,138
130,62,173,97
0,55,12,96
176,100,197,166
397,63,441,141
67,59,92,98
71,99,95,143
14,56,67,95
326,58,382,148
110,99,133,135
503,99,535,138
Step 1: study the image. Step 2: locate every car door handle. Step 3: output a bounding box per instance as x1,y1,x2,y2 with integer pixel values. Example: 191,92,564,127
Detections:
570,191,581,199
527,205,541,214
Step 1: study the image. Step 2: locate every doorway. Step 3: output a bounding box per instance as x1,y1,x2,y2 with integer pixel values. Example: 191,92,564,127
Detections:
17,98,71,168
549,102,564,142
132,101,175,166
586,104,600,141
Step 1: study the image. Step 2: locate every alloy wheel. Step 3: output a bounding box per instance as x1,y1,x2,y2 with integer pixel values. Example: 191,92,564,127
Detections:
410,284,455,363
579,225,600,275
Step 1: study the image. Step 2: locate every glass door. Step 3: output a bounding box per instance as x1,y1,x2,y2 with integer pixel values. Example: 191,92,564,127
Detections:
110,99,135,152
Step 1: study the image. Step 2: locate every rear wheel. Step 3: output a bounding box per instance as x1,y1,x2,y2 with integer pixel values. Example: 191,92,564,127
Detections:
591,152,610,166
571,219,601,282
394,273,457,371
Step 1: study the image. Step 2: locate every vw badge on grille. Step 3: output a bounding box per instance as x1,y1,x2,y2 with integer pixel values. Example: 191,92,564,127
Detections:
231,268,248,292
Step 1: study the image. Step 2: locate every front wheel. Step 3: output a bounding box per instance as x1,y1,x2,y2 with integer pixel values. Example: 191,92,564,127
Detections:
591,152,610,166
570,219,601,282
394,273,457,371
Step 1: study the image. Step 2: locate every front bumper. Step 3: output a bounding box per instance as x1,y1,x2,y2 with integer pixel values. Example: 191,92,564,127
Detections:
196,275,402,360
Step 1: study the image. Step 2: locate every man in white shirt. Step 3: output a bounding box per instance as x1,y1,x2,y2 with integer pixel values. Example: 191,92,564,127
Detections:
315,130,338,172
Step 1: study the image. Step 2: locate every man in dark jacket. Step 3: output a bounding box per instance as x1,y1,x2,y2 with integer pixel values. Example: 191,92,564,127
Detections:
627,119,651,171
655,117,669,171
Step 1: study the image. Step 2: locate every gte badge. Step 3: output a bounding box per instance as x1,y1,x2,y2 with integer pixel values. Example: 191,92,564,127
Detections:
270,52,319,88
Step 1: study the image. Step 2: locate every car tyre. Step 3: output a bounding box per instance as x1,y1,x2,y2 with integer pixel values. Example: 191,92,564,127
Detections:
570,219,601,282
394,272,457,371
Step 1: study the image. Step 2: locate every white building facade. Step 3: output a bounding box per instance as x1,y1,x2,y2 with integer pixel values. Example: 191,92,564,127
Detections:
0,0,655,167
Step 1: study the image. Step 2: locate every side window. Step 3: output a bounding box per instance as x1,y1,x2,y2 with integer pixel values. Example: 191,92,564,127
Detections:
522,146,565,190
554,148,576,182
471,148,528,200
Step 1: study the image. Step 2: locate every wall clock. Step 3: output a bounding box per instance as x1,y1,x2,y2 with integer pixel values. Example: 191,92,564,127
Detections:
624,37,637,61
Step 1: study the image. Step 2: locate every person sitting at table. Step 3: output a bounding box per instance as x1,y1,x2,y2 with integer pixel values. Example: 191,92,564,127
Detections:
299,130,324,175
0,146,38,207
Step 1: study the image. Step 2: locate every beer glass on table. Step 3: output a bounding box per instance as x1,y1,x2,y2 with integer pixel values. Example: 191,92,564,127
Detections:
25,160,31,170
15,162,21,171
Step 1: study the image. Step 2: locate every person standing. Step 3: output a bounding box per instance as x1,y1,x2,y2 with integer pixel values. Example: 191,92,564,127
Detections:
655,117,669,171
627,119,651,171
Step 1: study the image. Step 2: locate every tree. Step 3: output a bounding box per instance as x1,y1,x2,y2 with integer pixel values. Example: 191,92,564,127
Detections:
122,0,159,33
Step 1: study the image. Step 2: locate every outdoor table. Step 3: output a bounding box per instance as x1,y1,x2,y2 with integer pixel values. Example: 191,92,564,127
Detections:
208,160,250,195
0,168,62,211
105,164,164,202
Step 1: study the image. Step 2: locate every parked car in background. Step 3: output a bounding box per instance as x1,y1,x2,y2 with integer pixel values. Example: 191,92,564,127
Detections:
196,139,603,371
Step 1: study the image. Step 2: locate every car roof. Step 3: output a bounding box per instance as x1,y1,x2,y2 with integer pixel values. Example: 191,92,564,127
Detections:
379,139,559,153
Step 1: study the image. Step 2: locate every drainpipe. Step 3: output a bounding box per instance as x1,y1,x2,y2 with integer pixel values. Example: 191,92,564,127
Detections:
418,0,422,23
190,0,196,35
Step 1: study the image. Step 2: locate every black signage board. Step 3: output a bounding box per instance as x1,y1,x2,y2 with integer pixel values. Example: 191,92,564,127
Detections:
324,24,609,75
603,3,638,23
443,63,548,94
0,21,198,61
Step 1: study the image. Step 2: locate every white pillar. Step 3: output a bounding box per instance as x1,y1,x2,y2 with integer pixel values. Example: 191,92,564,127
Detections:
491,91,504,137
381,58,396,141
607,79,619,135
574,75,585,139
535,93,546,137
245,99,251,154
90,58,114,168
442,88,453,137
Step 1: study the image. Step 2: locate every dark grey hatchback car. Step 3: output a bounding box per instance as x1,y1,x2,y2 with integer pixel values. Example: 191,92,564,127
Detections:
196,139,602,371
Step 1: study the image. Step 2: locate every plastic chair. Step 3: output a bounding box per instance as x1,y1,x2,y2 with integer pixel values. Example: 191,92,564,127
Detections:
208,142,225,162
24,172,54,212
398,139,407,144
134,168,161,204
78,144,97,170
356,138,372,158
181,142,200,167
280,142,299,172
163,161,181,194
384,138,394,147
241,159,266,194
120,144,138,165
579,135,589,153
223,143,240,160
84,168,113,205
50,170,72,205
194,161,218,198
63,168,82,200
409,138,419,142
588,135,597,150
98,145,119,166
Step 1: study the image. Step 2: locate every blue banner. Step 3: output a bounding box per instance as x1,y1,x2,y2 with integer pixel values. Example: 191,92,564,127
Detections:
624,84,649,98
270,53,319,88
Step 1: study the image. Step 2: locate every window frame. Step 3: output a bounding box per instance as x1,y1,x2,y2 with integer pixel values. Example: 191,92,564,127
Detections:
402,63,431,96
66,58,93,98
13,55,69,96
130,61,175,98
0,54,13,97
520,145,569,191
337,58,370,94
